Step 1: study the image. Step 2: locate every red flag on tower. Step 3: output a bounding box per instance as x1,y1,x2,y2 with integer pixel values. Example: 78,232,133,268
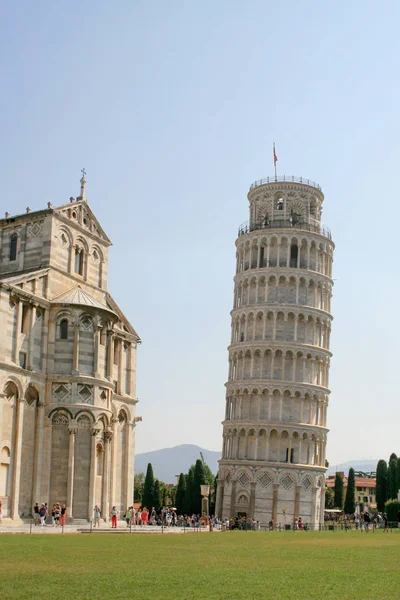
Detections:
273,143,278,177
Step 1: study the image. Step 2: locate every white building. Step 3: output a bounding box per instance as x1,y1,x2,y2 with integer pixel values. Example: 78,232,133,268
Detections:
0,174,140,521
216,175,334,527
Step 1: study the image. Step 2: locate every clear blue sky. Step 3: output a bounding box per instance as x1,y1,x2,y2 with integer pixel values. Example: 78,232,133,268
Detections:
2,1,399,466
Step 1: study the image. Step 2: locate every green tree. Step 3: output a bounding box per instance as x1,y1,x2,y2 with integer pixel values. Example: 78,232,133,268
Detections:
175,473,186,514
396,459,400,498
325,486,334,509
193,459,206,514
134,472,145,503
389,453,398,463
376,459,388,511
388,458,398,500
142,463,155,510
384,499,400,523
334,472,344,509
153,479,162,512
344,468,356,514
183,467,194,515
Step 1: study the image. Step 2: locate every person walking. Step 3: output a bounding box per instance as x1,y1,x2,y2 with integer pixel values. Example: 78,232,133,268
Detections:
383,512,388,533
32,503,40,526
93,505,101,528
60,505,67,527
111,506,119,528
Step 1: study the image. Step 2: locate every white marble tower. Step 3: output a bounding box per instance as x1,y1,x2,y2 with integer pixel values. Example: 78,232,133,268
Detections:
216,175,334,527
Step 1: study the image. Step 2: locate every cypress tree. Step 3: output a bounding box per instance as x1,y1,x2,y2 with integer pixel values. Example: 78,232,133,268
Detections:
344,468,356,514
142,463,155,510
388,458,398,499
193,459,206,514
183,467,194,515
175,473,186,514
334,472,344,509
153,479,162,512
376,459,388,511
389,453,398,463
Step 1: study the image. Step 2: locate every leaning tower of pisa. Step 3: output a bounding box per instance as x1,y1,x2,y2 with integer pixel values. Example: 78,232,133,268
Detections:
215,175,334,527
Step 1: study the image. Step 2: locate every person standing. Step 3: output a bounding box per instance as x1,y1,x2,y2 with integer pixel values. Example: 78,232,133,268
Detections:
125,506,132,527
93,505,101,528
363,511,370,532
39,504,47,527
111,506,119,528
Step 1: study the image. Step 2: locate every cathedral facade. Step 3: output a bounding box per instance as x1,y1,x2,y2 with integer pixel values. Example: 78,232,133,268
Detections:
0,175,140,521
216,176,334,527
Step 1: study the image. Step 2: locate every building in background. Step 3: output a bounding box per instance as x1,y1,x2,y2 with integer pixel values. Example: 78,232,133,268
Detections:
325,473,377,510
0,174,140,521
216,175,334,526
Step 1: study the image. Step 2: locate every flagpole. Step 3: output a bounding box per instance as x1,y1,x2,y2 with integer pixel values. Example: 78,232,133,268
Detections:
273,143,277,178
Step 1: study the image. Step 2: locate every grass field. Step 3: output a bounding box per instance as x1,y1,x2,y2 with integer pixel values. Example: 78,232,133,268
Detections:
1,531,399,600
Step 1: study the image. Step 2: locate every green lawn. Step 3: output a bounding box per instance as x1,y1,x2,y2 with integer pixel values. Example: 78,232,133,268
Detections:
1,531,399,600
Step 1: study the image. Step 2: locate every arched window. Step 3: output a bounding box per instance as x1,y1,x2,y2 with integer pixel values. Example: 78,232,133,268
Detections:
275,197,284,211
60,319,68,339
74,247,84,275
9,234,17,261
290,244,298,268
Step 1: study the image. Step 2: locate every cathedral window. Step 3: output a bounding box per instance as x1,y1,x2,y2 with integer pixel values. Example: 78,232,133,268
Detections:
9,233,17,261
74,247,84,275
60,319,68,340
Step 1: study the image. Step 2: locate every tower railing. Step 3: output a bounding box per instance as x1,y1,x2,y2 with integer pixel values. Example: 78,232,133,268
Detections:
238,218,332,241
249,176,322,192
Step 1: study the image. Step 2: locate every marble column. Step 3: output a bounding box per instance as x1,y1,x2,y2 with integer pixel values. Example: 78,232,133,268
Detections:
93,325,101,378
106,331,115,381
10,398,25,519
230,480,237,518
294,485,302,521
311,486,318,530
215,479,224,518
102,431,112,522
72,323,80,375
110,418,118,504
12,299,22,363
272,484,279,523
66,426,77,521
27,303,36,370
88,427,100,520
31,402,45,507
249,482,256,518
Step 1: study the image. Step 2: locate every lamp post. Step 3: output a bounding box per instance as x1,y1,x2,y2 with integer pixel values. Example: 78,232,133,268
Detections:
200,484,210,518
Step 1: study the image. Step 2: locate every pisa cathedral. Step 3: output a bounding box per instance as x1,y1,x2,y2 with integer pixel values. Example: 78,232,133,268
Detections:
0,175,140,521
216,176,334,526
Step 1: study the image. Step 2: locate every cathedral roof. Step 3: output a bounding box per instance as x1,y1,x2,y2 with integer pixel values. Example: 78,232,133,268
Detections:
51,285,117,317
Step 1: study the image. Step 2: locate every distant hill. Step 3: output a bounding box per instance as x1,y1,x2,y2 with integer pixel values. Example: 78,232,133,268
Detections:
135,446,379,483
327,459,378,476
135,445,220,483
